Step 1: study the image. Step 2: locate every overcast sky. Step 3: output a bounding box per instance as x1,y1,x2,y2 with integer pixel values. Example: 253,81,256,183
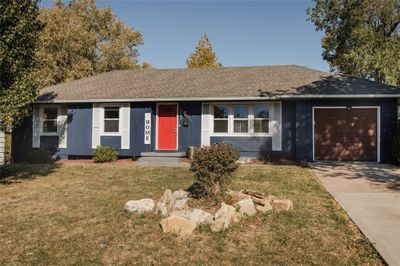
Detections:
40,0,330,72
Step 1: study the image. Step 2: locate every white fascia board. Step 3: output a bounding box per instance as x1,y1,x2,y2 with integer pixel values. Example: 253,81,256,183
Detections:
35,94,400,103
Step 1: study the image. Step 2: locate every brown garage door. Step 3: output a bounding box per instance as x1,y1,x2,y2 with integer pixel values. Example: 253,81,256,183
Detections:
314,108,377,161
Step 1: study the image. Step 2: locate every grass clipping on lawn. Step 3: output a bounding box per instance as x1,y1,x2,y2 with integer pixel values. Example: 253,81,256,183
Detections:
0,163,383,265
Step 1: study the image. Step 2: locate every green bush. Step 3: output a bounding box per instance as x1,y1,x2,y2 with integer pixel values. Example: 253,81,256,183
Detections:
190,143,240,199
4,134,12,164
93,146,118,163
392,120,400,163
25,148,53,164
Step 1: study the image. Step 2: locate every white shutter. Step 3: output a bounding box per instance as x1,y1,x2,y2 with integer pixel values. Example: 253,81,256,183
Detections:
92,103,101,149
0,131,4,165
121,103,130,149
32,105,40,148
201,103,211,146
58,105,68,148
271,102,282,151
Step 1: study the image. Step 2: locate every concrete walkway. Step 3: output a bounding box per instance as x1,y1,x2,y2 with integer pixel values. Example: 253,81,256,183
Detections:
310,162,400,266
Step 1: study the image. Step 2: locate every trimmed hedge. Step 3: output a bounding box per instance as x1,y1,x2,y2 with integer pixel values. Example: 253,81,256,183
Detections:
93,146,118,163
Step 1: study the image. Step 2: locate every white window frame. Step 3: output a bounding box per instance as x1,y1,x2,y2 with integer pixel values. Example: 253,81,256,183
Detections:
253,103,271,136
212,104,230,135
39,105,60,136
210,102,272,137
231,104,251,136
100,104,123,136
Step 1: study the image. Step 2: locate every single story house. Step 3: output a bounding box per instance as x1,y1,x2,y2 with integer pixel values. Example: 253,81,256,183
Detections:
12,65,400,163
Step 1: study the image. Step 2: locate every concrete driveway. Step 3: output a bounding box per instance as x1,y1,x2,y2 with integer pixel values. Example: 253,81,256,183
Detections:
310,162,400,266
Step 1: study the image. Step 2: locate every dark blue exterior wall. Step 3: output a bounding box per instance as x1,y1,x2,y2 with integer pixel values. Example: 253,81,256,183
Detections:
294,98,398,162
12,98,398,163
210,136,272,158
63,104,93,156
178,102,202,152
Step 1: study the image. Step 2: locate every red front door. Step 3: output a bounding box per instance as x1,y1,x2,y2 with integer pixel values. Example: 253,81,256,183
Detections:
157,104,178,150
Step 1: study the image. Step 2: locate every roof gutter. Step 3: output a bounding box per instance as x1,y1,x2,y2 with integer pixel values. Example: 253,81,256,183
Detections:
35,94,400,103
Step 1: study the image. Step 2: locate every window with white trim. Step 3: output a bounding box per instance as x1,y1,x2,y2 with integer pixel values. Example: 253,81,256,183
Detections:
213,105,229,133
41,107,58,134
254,105,269,134
103,107,120,133
211,103,272,136
233,105,249,133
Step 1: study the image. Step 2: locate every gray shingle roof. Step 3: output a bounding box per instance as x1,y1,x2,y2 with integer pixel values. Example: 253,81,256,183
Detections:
38,65,400,102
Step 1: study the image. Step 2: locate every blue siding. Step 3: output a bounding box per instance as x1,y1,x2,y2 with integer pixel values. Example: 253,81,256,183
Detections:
178,102,202,152
100,136,121,150
63,104,93,156
131,102,155,156
210,136,272,158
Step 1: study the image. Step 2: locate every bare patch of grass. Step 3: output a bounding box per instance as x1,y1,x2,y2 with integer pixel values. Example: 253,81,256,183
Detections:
0,163,382,265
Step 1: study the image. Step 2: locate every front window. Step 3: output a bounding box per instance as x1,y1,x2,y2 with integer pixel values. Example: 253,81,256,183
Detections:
233,105,248,133
104,107,120,133
254,105,269,133
211,103,274,136
42,107,58,133
213,105,228,133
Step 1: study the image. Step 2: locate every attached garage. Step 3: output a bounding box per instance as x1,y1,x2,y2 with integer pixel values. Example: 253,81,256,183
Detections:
313,107,379,162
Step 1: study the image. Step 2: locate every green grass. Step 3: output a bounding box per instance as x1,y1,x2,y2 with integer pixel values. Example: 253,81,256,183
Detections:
0,162,382,265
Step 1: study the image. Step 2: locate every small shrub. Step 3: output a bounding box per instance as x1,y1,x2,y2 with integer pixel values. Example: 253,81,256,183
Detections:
93,146,118,163
392,120,400,163
25,148,53,164
190,143,240,199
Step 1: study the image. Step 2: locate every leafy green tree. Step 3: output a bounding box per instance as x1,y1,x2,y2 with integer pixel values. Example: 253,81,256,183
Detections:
0,0,42,131
187,33,222,68
35,0,144,87
308,0,400,86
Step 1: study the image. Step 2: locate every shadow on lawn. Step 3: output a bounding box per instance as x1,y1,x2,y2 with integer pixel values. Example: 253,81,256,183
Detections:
0,163,59,185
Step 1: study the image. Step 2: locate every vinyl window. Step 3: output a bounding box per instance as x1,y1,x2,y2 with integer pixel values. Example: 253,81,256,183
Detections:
104,107,120,133
213,105,229,133
41,107,58,134
233,105,249,133
253,105,269,133
211,103,272,136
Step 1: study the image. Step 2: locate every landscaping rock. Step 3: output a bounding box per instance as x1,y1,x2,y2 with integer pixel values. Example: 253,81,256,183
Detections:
190,209,213,225
170,209,213,226
211,203,241,232
162,189,175,206
271,199,293,211
174,198,189,210
173,190,189,200
156,189,176,216
226,190,251,201
235,198,256,216
160,215,197,237
124,199,155,215
254,198,273,213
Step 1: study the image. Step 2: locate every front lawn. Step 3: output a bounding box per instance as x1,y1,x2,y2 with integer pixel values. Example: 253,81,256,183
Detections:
0,163,382,265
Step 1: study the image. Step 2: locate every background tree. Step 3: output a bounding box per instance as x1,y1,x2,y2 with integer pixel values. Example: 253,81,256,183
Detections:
187,33,222,68
308,0,400,86
35,0,144,87
0,0,42,131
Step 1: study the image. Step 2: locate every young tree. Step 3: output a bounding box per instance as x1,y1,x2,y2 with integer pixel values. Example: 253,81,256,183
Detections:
186,33,222,68
308,0,400,86
35,0,144,87
0,0,42,131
